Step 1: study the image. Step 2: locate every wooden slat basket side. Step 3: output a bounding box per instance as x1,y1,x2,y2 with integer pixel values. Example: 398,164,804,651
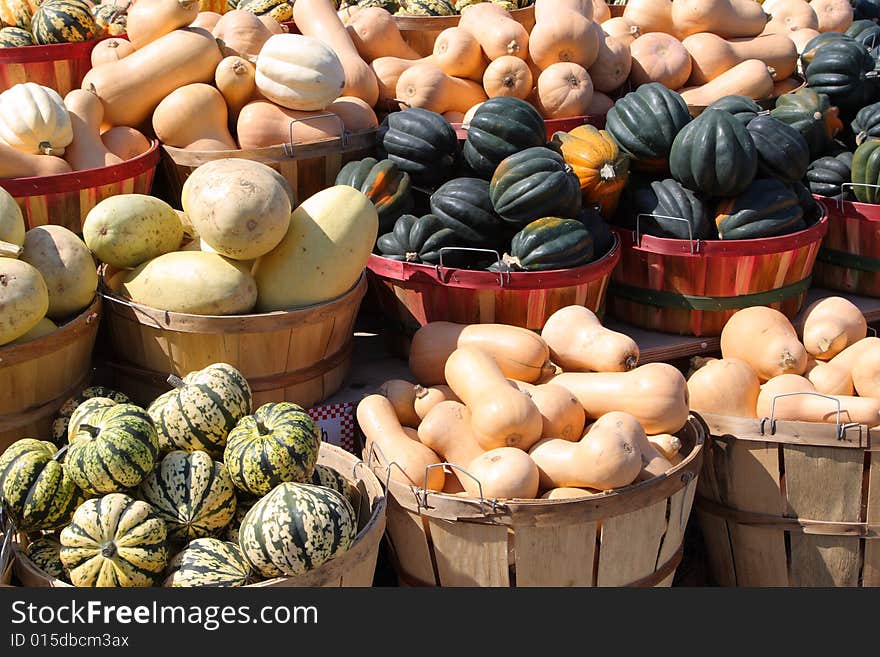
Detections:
696,412,879,587
371,415,706,587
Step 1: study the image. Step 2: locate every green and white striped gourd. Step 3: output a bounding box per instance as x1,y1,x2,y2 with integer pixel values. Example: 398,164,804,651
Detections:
51,386,130,444
66,397,121,442
26,536,67,581
239,482,356,578
65,403,159,495
311,464,359,509
0,439,83,532
224,402,321,496
148,363,252,459
164,538,255,587
60,493,168,587
138,450,236,544
222,495,257,544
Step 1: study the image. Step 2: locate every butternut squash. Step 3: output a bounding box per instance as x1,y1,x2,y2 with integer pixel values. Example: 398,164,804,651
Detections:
395,63,487,114
686,358,760,417
540,487,599,499
236,100,343,149
622,0,674,34
482,56,533,99
773,77,804,95
444,346,544,451
533,62,594,119
0,142,71,178
761,0,819,34
529,411,644,490
63,89,123,171
342,6,420,62
258,15,284,35
648,433,682,461
152,83,236,150
512,381,586,441
443,111,465,123
682,33,797,85
528,6,600,71
720,306,807,381
215,56,257,130
851,349,880,399
82,27,222,128
378,379,421,428
90,38,135,68
756,374,880,426
409,321,553,386
371,56,412,101
432,27,486,80
806,337,880,395
810,0,853,32
463,448,539,499
292,0,379,106
602,17,640,46
191,11,222,31
680,59,775,105
536,0,593,21
798,296,867,361
541,305,639,373
101,126,151,160
592,0,611,22
788,27,821,54
126,0,200,50
326,96,378,132
672,0,769,38
414,384,460,420
550,363,690,434
589,33,632,93
630,32,692,89
212,9,272,59
635,431,674,480
417,401,484,467
357,394,445,490
459,2,530,61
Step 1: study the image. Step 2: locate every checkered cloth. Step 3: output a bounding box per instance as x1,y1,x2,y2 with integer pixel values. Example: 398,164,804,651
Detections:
308,403,357,455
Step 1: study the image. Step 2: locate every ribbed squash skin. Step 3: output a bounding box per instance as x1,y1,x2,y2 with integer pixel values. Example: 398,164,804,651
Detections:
618,176,711,239
429,177,505,244
852,102,880,145
51,386,130,444
239,482,356,578
715,178,806,239
806,151,853,197
0,26,33,46
334,157,414,233
379,107,458,187
463,97,547,180
376,213,462,264
846,19,880,47
138,450,237,544
148,363,253,459
0,0,34,29
605,83,692,171
403,0,455,14
224,402,321,497
60,493,168,587
490,147,583,226
853,0,880,21
67,398,120,442
164,538,254,587
237,0,292,21
853,139,880,203
747,115,811,183
771,88,843,159
670,109,757,197
800,32,851,70
506,217,594,271
30,0,97,44
26,537,67,581
222,495,257,544
805,38,875,110
0,439,83,532
705,95,763,125
311,464,358,509
66,404,159,496
92,2,127,36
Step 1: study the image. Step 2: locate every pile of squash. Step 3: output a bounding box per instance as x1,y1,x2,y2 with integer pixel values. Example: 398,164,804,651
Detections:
345,0,534,16
358,306,690,500
0,0,126,47
689,297,880,427
0,363,365,587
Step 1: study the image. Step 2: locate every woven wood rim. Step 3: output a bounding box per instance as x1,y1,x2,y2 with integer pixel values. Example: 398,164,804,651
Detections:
817,247,880,273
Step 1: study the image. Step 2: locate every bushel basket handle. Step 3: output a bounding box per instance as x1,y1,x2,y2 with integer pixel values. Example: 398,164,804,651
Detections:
761,391,860,440
839,183,880,210
284,113,348,157
419,463,501,517
635,213,700,254
436,247,507,287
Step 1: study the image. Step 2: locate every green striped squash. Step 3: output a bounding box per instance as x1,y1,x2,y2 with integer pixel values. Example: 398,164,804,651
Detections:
0,26,34,46
239,482,356,578
66,403,159,496
311,464,358,509
138,450,237,545
60,493,168,587
51,386,130,444
66,397,122,442
30,0,98,44
221,495,257,544
224,402,321,496
164,538,255,587
91,2,126,36
0,0,35,30
0,439,83,532
26,537,67,581
237,0,292,21
148,363,253,458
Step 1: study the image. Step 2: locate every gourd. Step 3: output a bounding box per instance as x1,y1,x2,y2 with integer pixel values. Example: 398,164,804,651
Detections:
0,83,72,156
714,178,805,239
327,96,378,132
746,115,811,182
255,33,345,111
687,358,760,417
629,32,692,90
378,379,421,428
671,0,769,38
463,96,546,179
533,62,594,120
528,411,644,490
60,493,168,587
806,337,880,394
549,363,690,434
0,26,34,47
292,0,379,106
483,56,533,100
682,33,798,85
851,348,880,399
395,63,487,114
541,305,640,373
310,464,358,509
30,0,97,44
342,5,420,61
622,0,673,34
51,386,130,444
356,394,445,490
798,296,867,360
762,0,819,34
101,127,151,161
164,538,254,587
462,448,539,499
335,157,413,233
414,385,460,419
756,374,880,425
212,9,272,59
805,151,852,197
528,5,600,71
236,101,345,149
504,217,595,271
224,402,322,496
417,401,485,468
81,27,223,129
512,381,586,441
720,306,808,380
680,60,775,106
61,89,122,171
444,346,544,451
429,177,504,245
589,33,632,93
378,107,459,187
90,38,135,68
139,450,237,544
0,0,34,29
852,139,880,204
458,1,529,60
409,321,553,385
215,56,257,129
810,0,854,32
0,259,48,345
126,0,199,49
152,83,237,150
376,213,461,264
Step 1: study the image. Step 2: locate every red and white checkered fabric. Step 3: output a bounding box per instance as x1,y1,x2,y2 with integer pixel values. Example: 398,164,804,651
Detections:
308,402,356,454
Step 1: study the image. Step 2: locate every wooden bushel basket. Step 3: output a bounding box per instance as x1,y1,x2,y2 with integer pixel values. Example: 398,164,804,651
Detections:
697,409,880,587
0,39,100,97
0,141,160,232
101,274,367,410
608,211,829,337
368,415,705,587
812,190,880,298
0,296,101,453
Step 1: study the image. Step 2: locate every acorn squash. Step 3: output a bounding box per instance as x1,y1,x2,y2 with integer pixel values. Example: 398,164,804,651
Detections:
504,216,594,271
800,32,851,71
846,19,880,48
852,139,880,204
771,88,843,159
715,178,806,239
746,115,811,183
806,151,854,198
429,177,505,245
705,95,763,125
376,213,464,264
335,157,414,233
851,101,880,145
805,38,875,111
378,107,459,187
617,176,712,240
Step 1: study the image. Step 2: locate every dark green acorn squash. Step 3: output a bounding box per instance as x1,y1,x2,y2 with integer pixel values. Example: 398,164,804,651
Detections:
853,0,880,21
714,178,806,239
576,205,614,257
0,26,33,46
852,139,880,203
790,180,823,225
376,213,463,264
851,102,880,145
605,83,692,172
463,97,546,179
335,157,414,233
746,115,810,183
504,217,594,271
429,177,505,245
489,146,582,226
846,19,880,48
771,88,843,159
800,32,852,71
378,107,459,187
805,38,875,111
805,151,854,197
30,0,98,44
618,177,712,240
669,109,757,198
704,95,764,125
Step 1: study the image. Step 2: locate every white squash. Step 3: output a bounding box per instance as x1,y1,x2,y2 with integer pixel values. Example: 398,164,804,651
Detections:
0,187,25,256
0,258,48,346
0,83,73,156
255,33,345,111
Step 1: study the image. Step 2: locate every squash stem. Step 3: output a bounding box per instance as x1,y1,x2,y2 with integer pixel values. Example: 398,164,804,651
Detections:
79,424,101,438
100,542,117,559
255,418,269,436
0,240,22,258
167,374,185,389
599,163,617,181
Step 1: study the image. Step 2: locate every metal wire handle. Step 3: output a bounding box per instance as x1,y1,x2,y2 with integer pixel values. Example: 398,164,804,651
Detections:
869,326,878,338
760,391,860,439
419,462,499,516
436,247,508,287
839,182,880,210
99,292,171,330
284,113,348,157
0,519,15,584
635,213,700,254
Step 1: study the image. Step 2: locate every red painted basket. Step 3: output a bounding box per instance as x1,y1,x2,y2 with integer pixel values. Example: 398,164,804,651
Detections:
0,140,160,232
811,192,880,297
0,39,102,97
608,211,829,337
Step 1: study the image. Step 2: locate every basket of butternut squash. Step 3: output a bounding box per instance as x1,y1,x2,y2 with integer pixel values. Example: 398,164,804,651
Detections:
357,305,705,587
691,298,880,587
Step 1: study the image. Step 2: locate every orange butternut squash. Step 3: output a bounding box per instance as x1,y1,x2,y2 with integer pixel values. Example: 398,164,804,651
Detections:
773,77,805,95
443,111,465,123
806,337,880,395
536,0,593,21
341,6,420,62
589,33,632,92
459,2,530,61
851,349,880,399
101,126,151,160
513,381,586,441
444,346,544,451
126,0,200,50
629,32,692,89
550,363,690,434
432,27,486,80
63,89,123,171
761,0,819,34
682,33,797,85
541,305,639,373
672,0,769,38
635,431,674,480
215,56,257,129
212,9,272,59
463,448,539,499
541,487,598,499
326,96,378,132
720,306,807,381
680,59,775,106
0,142,71,178
622,0,674,34
788,27,821,54
482,55,533,99
191,11,222,31
798,296,867,361
90,38,135,68
371,56,413,101
591,0,611,21
395,63,487,114
378,379,421,428
236,100,343,149
686,357,760,417
756,374,880,426
528,5,600,71
417,400,484,467
533,62,594,119
257,15,284,35
810,0,853,32
647,433,682,461
601,17,640,46
414,384,460,420
152,83,236,150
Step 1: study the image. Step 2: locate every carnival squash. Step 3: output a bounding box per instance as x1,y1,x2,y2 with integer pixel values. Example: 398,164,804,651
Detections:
541,305,640,373
798,296,867,360
720,306,808,380
629,32,692,90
